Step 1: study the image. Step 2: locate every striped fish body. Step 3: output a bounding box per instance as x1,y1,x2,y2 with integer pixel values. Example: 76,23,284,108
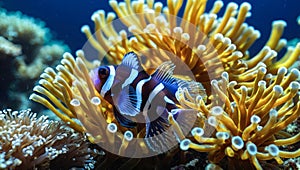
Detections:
90,52,205,151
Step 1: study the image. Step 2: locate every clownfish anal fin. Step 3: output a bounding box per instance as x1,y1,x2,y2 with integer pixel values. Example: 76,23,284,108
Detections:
115,85,141,116
144,111,176,152
121,52,142,71
152,61,177,86
145,116,168,136
113,107,137,128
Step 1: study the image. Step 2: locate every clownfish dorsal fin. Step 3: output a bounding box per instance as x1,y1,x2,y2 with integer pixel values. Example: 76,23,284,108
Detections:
152,61,177,86
121,52,142,71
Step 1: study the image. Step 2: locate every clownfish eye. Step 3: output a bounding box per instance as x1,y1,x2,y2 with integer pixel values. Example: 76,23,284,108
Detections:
98,67,109,79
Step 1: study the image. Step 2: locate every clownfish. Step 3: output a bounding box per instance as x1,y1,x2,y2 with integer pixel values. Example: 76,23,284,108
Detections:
90,52,206,152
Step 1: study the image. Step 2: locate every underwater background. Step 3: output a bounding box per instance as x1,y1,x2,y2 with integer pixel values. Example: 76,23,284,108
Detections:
1,0,300,54
0,0,299,169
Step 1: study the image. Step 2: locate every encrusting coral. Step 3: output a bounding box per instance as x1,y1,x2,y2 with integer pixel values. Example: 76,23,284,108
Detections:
0,8,69,110
31,0,299,169
0,109,99,169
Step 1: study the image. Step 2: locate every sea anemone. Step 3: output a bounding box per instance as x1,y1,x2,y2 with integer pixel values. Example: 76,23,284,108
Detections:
0,109,97,169
30,50,187,168
81,0,299,87
29,49,152,155
31,0,299,169
176,67,300,169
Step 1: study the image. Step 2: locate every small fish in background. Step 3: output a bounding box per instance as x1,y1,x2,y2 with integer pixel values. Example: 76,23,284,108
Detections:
90,52,206,152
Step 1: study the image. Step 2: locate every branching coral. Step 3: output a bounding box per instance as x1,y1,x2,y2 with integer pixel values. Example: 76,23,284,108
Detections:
0,109,98,169
0,8,69,110
176,67,300,169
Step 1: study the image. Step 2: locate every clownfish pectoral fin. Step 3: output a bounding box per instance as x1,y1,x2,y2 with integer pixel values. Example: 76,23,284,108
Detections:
121,52,143,72
113,107,137,128
115,85,141,116
151,61,177,86
144,111,177,152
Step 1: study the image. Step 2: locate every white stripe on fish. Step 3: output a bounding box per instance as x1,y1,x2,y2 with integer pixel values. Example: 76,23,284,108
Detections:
100,65,115,97
143,83,165,114
164,96,175,105
136,76,152,110
122,69,139,89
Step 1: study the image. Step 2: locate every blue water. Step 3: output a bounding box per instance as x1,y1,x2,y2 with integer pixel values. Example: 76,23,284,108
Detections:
1,0,299,55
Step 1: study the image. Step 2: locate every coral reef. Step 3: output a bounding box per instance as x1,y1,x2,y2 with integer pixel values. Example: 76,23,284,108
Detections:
0,36,21,58
31,0,299,169
0,109,99,169
0,8,69,110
